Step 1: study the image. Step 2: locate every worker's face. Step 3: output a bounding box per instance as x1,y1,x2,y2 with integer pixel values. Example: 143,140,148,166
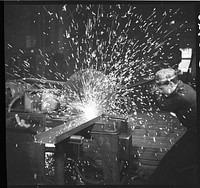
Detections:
156,81,176,96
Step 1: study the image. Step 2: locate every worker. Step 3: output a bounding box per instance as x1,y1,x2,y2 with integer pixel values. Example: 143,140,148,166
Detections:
147,68,197,185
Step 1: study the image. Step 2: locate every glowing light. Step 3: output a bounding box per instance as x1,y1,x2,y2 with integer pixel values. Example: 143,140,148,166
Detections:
82,101,99,120
6,4,195,120
62,68,119,122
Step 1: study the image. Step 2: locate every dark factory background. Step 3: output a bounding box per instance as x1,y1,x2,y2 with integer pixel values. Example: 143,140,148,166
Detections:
5,2,197,185
4,3,196,112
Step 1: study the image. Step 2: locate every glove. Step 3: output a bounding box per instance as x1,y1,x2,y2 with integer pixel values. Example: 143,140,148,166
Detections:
150,84,163,100
150,84,159,95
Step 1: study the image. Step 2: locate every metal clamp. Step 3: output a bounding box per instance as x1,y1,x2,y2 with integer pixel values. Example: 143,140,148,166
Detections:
68,135,84,144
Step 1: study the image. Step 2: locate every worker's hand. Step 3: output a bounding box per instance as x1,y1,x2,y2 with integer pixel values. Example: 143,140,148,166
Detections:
150,84,160,95
150,84,163,102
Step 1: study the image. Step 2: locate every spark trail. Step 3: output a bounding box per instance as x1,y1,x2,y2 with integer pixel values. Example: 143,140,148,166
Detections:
61,68,119,121
5,4,194,118
5,4,194,179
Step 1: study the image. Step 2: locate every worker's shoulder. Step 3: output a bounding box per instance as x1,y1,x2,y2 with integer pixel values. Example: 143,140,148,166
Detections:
177,80,195,93
175,81,196,103
181,82,196,95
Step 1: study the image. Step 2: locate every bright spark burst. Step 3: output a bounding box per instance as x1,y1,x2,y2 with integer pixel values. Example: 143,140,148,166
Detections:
62,68,118,121
5,4,195,117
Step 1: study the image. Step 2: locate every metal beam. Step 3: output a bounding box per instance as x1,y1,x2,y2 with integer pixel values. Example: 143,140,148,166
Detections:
34,114,103,144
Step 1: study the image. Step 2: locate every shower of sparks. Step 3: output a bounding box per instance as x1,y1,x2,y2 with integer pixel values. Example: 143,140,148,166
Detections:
61,68,119,121
5,4,195,125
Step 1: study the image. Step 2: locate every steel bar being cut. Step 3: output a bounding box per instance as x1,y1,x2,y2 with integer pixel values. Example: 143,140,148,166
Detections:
34,114,103,144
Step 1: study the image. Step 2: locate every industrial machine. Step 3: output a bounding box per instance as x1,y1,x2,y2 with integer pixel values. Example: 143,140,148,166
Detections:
6,77,132,185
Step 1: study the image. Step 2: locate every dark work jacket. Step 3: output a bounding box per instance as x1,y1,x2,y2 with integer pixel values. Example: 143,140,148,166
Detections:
153,80,197,133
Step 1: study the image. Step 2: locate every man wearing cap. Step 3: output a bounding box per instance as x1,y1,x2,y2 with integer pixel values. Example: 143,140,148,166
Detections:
147,68,197,185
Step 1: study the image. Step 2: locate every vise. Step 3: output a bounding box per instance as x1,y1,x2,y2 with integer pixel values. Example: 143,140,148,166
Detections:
65,115,132,185
5,78,132,185
6,112,132,185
